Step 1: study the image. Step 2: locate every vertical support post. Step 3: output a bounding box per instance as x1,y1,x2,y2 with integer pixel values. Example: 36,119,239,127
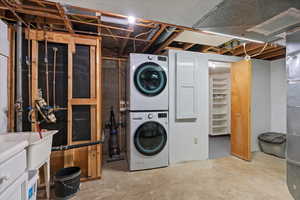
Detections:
7,26,15,132
88,46,96,177
65,43,74,167
31,39,38,131
96,38,102,177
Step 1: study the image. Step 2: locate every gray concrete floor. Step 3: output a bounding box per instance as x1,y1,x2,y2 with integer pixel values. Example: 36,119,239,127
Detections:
209,135,231,159
61,152,293,200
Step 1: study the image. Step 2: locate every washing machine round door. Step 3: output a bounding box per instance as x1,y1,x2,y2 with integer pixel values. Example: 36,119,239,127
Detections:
134,62,167,96
134,121,167,156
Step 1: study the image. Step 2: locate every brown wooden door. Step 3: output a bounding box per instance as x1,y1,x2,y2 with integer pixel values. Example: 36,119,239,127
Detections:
231,60,252,161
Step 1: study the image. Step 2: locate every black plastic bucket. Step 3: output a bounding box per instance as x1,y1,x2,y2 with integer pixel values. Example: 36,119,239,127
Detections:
54,167,81,199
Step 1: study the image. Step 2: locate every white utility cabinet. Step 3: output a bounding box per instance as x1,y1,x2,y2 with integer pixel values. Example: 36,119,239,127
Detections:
0,141,28,200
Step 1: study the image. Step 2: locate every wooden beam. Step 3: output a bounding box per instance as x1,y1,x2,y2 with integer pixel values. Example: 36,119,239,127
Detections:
7,26,15,131
102,56,127,61
65,43,74,168
31,39,38,131
182,43,196,51
268,54,286,61
154,30,183,54
70,19,133,32
256,49,286,60
17,4,58,13
13,7,62,20
253,46,284,58
26,0,55,7
26,29,98,45
198,45,212,52
95,38,102,178
142,24,166,52
245,45,273,57
69,98,98,105
200,45,220,53
164,46,183,51
100,32,149,42
56,3,74,33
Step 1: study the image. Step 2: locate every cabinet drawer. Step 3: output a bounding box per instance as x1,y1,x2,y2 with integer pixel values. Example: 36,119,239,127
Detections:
0,172,27,200
0,150,26,194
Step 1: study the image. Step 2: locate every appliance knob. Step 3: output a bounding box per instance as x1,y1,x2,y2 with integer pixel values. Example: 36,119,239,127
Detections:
148,56,153,60
148,114,153,119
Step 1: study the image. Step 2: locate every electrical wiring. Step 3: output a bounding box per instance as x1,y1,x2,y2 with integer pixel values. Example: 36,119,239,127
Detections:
251,43,269,57
243,42,269,60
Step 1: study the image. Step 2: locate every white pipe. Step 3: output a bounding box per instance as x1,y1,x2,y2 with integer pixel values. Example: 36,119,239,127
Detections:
16,21,23,131
202,30,265,44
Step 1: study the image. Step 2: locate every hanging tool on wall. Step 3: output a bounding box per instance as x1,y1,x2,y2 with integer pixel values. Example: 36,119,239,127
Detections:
52,47,58,108
105,107,124,162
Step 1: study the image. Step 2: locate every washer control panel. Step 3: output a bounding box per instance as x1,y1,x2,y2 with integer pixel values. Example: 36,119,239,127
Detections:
158,113,167,118
147,113,153,119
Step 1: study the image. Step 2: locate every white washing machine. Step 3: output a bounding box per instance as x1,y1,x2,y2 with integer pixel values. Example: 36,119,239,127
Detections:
127,53,168,111
127,111,169,171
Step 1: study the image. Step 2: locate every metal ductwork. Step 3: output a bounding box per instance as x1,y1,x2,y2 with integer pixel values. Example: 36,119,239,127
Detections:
193,0,300,43
147,26,177,53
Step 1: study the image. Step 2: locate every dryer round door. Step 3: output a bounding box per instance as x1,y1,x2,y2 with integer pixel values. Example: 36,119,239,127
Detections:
134,62,167,96
134,121,167,156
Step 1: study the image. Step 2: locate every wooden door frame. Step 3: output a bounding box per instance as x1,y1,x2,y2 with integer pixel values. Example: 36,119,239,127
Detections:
25,29,102,180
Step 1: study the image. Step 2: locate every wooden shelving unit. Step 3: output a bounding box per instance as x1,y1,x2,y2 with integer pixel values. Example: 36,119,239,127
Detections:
209,69,231,136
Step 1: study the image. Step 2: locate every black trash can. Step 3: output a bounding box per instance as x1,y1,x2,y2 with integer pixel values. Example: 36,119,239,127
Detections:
54,167,81,199
258,132,286,158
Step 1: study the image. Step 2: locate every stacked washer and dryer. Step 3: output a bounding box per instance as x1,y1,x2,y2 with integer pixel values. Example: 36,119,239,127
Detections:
126,53,169,171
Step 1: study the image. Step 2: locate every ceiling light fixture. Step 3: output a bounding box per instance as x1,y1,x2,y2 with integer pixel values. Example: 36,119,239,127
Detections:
128,16,136,24
202,30,265,44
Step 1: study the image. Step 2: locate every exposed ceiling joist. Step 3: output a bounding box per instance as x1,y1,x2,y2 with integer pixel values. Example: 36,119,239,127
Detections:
255,47,285,59
0,0,286,60
69,19,133,32
182,43,196,50
56,3,73,33
154,30,183,54
259,49,286,60
142,24,166,52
